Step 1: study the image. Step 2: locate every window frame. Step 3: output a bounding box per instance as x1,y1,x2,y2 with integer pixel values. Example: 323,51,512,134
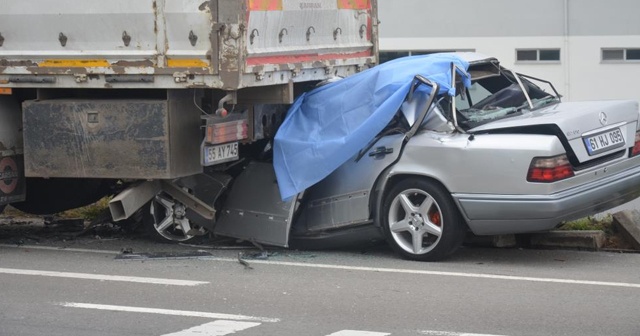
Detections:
515,48,561,64
601,48,640,63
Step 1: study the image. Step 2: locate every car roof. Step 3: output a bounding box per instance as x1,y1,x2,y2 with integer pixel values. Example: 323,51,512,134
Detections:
453,52,499,65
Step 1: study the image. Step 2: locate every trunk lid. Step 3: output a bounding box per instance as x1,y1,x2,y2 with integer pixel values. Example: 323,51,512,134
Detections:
469,100,640,165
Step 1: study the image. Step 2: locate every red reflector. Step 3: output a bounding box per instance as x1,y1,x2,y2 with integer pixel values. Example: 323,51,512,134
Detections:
527,154,574,183
206,120,248,144
630,131,640,157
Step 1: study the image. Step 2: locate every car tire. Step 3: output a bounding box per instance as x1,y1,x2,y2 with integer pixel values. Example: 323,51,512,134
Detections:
143,192,208,244
381,177,465,261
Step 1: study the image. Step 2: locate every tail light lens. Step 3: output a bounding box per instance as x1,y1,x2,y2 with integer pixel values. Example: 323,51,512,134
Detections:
527,154,574,183
630,131,640,157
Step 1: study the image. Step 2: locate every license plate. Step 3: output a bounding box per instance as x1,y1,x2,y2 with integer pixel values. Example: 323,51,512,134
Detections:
583,128,625,155
203,142,239,166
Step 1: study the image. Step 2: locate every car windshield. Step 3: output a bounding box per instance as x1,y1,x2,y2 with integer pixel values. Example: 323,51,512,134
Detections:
453,70,560,129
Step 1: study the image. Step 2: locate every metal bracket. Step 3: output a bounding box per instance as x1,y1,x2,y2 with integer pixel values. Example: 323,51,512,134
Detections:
58,32,68,47
122,31,131,47
74,74,88,83
189,30,198,46
279,28,288,43
173,72,188,83
250,29,259,45
333,27,342,41
359,24,367,39
160,180,216,220
306,26,315,42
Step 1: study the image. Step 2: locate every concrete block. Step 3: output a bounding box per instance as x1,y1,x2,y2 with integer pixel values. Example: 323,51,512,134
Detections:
612,210,640,250
529,230,605,250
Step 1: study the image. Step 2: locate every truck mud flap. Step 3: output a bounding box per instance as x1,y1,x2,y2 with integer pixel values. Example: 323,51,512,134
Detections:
214,161,297,247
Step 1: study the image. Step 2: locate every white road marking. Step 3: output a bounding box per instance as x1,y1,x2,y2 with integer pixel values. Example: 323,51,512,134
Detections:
0,244,119,255
5,244,640,289
60,302,281,323
162,320,261,336
420,331,507,336
326,330,390,336
0,268,208,286
204,257,640,289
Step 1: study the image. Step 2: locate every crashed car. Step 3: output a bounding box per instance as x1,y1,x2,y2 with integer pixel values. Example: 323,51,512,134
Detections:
257,52,640,261
151,53,640,261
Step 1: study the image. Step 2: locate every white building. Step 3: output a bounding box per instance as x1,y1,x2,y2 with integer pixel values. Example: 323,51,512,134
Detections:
378,0,640,103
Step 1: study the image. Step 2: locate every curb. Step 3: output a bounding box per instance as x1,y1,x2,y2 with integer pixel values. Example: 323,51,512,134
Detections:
528,230,606,251
612,210,640,250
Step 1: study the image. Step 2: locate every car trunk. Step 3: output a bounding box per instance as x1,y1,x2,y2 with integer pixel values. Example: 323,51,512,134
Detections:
469,100,640,167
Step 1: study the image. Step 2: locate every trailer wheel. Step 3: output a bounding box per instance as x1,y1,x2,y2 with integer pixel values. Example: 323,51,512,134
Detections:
144,192,208,243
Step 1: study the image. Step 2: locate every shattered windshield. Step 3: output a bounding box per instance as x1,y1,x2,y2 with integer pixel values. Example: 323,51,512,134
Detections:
454,70,559,129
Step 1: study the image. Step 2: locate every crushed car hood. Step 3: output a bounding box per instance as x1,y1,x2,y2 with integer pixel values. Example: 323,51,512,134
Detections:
469,100,640,140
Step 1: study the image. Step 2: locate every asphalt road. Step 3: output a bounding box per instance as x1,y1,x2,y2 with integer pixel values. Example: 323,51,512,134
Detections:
1,240,639,336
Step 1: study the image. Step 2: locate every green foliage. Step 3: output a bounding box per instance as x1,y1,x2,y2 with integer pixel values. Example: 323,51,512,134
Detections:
58,197,112,221
559,215,613,232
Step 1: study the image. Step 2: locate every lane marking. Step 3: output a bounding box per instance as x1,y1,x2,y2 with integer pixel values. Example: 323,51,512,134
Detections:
0,268,208,286
60,303,280,323
162,320,261,336
420,331,507,336
203,258,640,290
4,244,640,289
0,244,120,255
327,330,390,336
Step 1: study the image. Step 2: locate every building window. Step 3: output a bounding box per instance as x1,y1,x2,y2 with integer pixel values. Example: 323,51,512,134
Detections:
516,49,561,62
379,51,410,64
379,49,476,64
602,48,640,62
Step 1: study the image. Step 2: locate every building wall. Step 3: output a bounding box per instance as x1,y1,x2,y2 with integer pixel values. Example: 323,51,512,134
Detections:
378,0,640,103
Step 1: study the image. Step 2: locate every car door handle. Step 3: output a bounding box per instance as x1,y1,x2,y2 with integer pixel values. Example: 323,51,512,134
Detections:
369,146,393,157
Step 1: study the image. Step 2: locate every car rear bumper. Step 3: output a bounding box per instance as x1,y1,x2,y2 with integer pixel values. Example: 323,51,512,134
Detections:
453,164,640,235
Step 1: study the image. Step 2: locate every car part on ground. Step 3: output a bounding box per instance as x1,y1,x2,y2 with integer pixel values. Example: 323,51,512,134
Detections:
144,192,208,243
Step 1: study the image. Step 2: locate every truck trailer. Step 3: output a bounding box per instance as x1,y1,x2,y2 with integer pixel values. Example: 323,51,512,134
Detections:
0,0,379,245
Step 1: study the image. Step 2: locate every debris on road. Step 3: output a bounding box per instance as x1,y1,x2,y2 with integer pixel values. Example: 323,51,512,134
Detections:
237,252,253,270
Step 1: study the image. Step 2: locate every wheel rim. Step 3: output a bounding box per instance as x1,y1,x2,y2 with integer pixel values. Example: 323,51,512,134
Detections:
150,193,207,242
388,188,443,255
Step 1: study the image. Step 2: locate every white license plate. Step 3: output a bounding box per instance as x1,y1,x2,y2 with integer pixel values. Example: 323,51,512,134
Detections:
583,128,625,155
203,142,239,166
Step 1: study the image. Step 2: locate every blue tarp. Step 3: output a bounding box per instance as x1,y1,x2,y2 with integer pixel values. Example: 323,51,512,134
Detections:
273,53,471,200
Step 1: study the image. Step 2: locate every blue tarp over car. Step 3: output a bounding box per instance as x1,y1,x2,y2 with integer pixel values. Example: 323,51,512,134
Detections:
273,53,471,200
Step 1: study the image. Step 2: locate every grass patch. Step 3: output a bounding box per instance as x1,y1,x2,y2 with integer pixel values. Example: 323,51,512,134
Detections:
57,197,112,221
558,215,613,232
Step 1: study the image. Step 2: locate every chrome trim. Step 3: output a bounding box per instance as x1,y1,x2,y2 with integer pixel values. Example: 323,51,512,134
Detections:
580,121,627,137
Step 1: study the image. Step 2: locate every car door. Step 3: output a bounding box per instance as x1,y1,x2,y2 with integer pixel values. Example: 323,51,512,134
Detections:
294,133,406,233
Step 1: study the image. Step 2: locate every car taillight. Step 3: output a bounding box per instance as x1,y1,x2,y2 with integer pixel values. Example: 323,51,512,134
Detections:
630,131,640,157
527,154,574,183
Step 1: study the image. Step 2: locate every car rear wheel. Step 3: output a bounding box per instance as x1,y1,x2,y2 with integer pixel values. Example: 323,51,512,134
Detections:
144,192,208,243
382,178,465,261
